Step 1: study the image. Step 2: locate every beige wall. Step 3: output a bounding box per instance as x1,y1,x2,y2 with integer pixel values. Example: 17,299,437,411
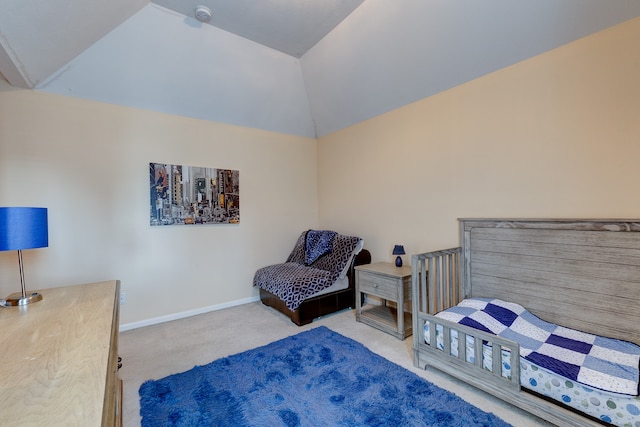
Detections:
2,17,639,328
318,17,640,264
0,83,318,326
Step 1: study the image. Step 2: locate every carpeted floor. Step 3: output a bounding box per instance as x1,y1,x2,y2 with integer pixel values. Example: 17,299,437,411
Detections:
139,326,512,426
120,301,553,426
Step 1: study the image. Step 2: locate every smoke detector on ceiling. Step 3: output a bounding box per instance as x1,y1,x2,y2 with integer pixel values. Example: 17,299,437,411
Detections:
195,5,212,23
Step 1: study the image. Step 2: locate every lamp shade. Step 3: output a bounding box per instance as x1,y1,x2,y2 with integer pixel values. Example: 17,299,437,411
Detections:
392,244,405,255
0,207,48,251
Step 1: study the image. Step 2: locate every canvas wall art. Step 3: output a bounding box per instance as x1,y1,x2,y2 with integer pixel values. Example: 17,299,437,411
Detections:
150,163,239,226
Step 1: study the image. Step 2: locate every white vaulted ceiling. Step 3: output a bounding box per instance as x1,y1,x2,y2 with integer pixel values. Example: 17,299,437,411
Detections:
1,1,640,138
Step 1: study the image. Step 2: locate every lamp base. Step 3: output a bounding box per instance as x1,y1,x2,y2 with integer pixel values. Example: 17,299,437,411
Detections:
2,292,43,306
395,255,403,267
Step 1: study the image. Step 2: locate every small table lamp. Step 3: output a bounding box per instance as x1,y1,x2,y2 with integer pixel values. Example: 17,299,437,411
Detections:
393,244,405,267
0,207,48,306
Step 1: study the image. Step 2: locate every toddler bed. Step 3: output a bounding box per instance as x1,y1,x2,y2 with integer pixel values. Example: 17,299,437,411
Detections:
412,219,640,427
255,230,371,326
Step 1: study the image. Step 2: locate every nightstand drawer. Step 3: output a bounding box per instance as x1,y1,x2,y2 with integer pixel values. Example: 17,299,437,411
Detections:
357,271,398,300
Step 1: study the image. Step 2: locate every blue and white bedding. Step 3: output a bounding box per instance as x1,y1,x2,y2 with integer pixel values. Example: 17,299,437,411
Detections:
432,298,640,396
423,323,640,426
423,299,640,427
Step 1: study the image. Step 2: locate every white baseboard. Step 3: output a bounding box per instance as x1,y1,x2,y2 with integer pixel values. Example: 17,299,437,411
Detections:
119,295,260,332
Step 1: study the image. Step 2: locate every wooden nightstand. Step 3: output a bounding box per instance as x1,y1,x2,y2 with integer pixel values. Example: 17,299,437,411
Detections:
355,262,412,339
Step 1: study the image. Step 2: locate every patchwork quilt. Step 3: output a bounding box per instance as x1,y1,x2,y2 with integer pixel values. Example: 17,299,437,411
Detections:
254,231,361,311
436,298,640,396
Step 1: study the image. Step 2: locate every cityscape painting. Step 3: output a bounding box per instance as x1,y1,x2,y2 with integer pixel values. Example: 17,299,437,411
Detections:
150,163,239,226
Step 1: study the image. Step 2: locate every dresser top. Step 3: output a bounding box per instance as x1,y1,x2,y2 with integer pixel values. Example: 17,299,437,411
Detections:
0,280,119,426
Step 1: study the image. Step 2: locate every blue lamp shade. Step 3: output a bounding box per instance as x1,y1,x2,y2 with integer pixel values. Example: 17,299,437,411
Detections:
393,244,405,267
392,245,405,255
0,207,48,251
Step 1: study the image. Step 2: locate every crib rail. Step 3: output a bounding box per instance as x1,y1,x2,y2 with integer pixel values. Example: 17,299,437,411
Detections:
411,247,462,316
411,247,519,392
414,313,521,392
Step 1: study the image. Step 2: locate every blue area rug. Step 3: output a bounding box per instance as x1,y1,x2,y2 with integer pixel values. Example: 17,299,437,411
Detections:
139,326,511,426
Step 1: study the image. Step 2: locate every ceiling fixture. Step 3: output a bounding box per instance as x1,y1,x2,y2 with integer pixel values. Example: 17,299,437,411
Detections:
195,5,212,23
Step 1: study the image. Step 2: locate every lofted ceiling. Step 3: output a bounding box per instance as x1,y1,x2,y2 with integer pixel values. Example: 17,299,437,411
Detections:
1,1,640,138
0,0,364,89
152,0,365,58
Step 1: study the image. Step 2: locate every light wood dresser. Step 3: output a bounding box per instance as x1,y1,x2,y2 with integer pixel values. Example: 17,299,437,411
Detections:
0,280,122,426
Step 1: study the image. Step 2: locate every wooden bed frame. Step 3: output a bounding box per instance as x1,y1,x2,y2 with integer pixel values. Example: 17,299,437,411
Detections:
260,249,371,326
412,219,640,427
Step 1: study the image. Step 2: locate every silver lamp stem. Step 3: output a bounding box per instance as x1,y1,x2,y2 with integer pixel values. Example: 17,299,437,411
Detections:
2,249,43,306
18,249,27,299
